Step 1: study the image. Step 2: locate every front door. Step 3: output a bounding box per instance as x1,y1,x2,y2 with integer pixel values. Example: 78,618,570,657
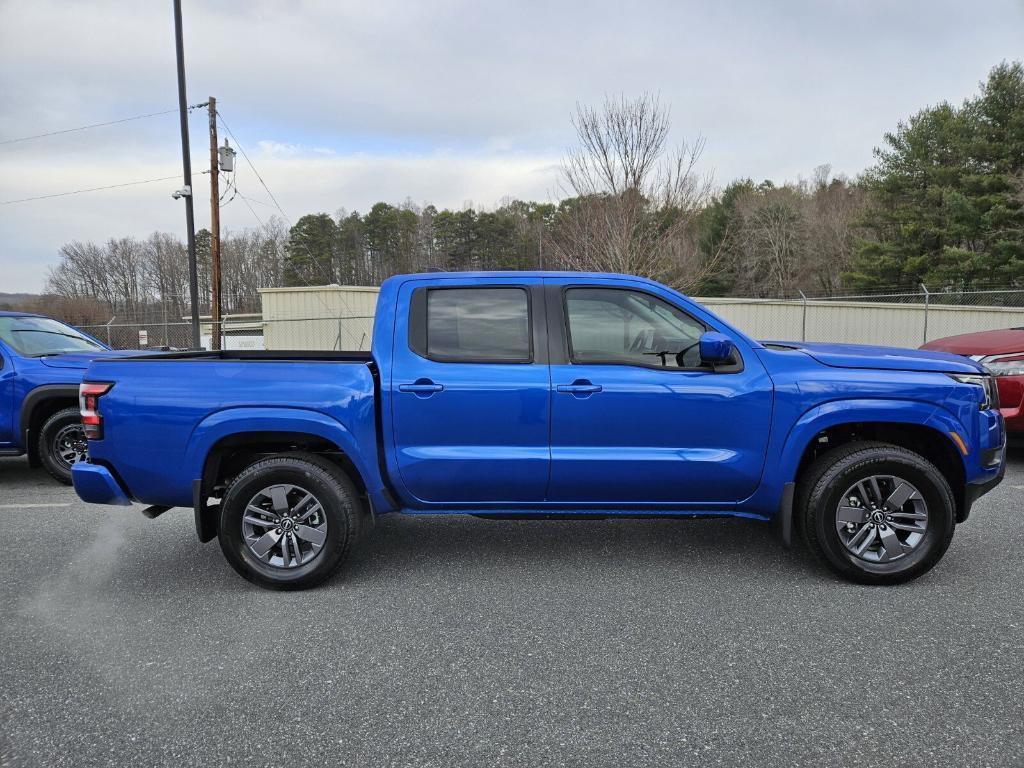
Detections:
390,279,550,504
545,280,772,505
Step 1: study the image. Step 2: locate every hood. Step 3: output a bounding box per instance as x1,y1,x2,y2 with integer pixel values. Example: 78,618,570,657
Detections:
762,340,985,374
921,327,1024,356
38,349,143,370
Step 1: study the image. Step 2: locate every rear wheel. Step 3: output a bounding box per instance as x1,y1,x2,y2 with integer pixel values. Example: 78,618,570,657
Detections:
217,454,361,590
38,406,87,485
798,441,956,584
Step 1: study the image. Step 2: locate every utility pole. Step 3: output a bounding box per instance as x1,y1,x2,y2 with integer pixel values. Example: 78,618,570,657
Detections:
173,0,201,349
208,96,221,351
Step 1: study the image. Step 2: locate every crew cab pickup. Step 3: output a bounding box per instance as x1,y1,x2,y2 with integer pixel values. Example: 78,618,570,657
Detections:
72,272,1006,589
0,311,135,483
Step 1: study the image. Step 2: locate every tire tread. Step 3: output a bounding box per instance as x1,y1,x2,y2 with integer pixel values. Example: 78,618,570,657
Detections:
38,406,82,485
797,440,956,584
218,453,362,590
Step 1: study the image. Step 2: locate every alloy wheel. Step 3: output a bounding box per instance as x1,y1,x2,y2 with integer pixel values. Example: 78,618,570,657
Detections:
241,484,328,569
835,475,929,563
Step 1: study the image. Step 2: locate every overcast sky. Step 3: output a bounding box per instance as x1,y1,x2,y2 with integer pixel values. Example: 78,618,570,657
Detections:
1,0,1023,293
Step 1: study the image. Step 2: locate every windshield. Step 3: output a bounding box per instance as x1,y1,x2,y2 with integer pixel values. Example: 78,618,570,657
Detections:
0,316,104,356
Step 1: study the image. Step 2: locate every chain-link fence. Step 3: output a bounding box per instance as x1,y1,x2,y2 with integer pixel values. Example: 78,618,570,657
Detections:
75,314,376,352
701,286,1024,347
75,286,1024,352
77,320,196,350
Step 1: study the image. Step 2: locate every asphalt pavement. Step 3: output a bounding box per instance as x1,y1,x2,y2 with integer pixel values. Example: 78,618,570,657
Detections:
1,452,1022,767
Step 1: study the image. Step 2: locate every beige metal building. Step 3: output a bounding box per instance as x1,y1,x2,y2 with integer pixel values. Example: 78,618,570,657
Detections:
258,285,379,351
254,284,1024,352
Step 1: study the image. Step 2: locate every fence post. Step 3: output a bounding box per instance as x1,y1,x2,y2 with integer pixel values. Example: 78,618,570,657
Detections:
105,316,115,347
920,283,930,344
799,290,808,342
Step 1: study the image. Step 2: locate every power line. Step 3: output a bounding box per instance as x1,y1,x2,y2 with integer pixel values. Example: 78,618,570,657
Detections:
215,111,290,221
237,192,277,208
216,108,353,316
0,105,206,147
0,174,182,205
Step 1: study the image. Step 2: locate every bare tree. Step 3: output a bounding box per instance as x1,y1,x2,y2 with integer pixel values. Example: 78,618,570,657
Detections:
732,188,806,297
803,166,868,295
551,93,716,288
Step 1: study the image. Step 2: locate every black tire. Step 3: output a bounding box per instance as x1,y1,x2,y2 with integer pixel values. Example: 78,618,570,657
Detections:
797,441,956,585
217,454,362,590
38,406,87,485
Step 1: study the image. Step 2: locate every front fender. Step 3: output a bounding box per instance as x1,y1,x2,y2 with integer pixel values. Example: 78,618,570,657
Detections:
740,398,968,517
779,399,967,482
184,406,378,496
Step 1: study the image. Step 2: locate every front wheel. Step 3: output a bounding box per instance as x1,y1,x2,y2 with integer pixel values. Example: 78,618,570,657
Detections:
38,406,88,485
798,441,956,584
217,454,362,590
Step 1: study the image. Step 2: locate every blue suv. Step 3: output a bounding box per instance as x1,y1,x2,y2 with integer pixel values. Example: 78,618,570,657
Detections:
0,311,132,483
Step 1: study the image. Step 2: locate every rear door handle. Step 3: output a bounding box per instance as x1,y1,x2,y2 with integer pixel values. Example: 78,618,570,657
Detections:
399,380,444,394
556,381,602,395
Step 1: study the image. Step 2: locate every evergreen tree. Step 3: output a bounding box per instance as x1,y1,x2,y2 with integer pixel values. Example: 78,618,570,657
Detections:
848,62,1024,290
283,213,339,286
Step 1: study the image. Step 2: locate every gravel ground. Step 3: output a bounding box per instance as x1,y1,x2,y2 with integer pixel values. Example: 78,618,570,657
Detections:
1,452,1022,768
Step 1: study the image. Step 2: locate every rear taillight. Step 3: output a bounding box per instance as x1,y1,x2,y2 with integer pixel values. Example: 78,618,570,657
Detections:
79,382,113,440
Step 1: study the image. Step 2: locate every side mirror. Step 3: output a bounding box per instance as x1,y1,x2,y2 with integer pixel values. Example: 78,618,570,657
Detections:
699,331,735,365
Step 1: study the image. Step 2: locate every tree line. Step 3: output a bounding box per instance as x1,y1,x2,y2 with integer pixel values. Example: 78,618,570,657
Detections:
30,61,1024,325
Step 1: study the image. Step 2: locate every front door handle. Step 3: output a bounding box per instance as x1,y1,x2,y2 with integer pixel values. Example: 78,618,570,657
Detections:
556,380,602,395
399,379,444,395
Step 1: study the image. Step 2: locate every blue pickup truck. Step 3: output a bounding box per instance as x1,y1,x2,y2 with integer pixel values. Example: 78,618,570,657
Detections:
72,272,1005,589
0,311,134,483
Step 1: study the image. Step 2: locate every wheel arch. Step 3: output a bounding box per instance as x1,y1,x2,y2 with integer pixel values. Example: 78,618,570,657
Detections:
201,430,368,500
19,385,80,466
784,400,968,522
187,408,377,543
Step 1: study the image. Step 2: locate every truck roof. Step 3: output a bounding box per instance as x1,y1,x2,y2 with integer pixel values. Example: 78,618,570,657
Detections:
390,270,644,281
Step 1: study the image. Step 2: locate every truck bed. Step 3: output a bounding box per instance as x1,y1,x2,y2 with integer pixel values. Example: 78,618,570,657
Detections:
83,350,381,508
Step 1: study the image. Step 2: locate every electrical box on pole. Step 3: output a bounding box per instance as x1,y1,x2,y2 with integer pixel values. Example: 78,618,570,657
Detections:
219,140,236,173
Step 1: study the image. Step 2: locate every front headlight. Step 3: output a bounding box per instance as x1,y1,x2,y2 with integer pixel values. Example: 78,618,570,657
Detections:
980,352,1024,377
948,373,998,411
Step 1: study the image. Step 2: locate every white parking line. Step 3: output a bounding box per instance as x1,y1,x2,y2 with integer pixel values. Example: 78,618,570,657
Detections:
0,503,73,509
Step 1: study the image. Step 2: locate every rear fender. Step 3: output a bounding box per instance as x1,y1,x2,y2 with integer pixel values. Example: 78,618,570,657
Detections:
185,407,381,503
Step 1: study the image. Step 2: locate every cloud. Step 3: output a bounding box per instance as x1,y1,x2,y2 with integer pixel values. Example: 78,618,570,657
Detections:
1,0,1023,291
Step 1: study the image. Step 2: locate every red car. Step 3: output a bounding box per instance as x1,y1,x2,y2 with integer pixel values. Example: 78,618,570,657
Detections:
922,328,1024,433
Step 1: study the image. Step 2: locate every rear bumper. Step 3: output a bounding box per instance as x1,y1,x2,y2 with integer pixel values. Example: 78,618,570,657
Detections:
72,462,133,506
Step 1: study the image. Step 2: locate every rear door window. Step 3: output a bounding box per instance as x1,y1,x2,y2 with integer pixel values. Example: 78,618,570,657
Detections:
426,288,531,362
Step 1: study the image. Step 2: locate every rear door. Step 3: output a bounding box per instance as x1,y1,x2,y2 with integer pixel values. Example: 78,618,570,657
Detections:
544,277,773,505
389,278,550,504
